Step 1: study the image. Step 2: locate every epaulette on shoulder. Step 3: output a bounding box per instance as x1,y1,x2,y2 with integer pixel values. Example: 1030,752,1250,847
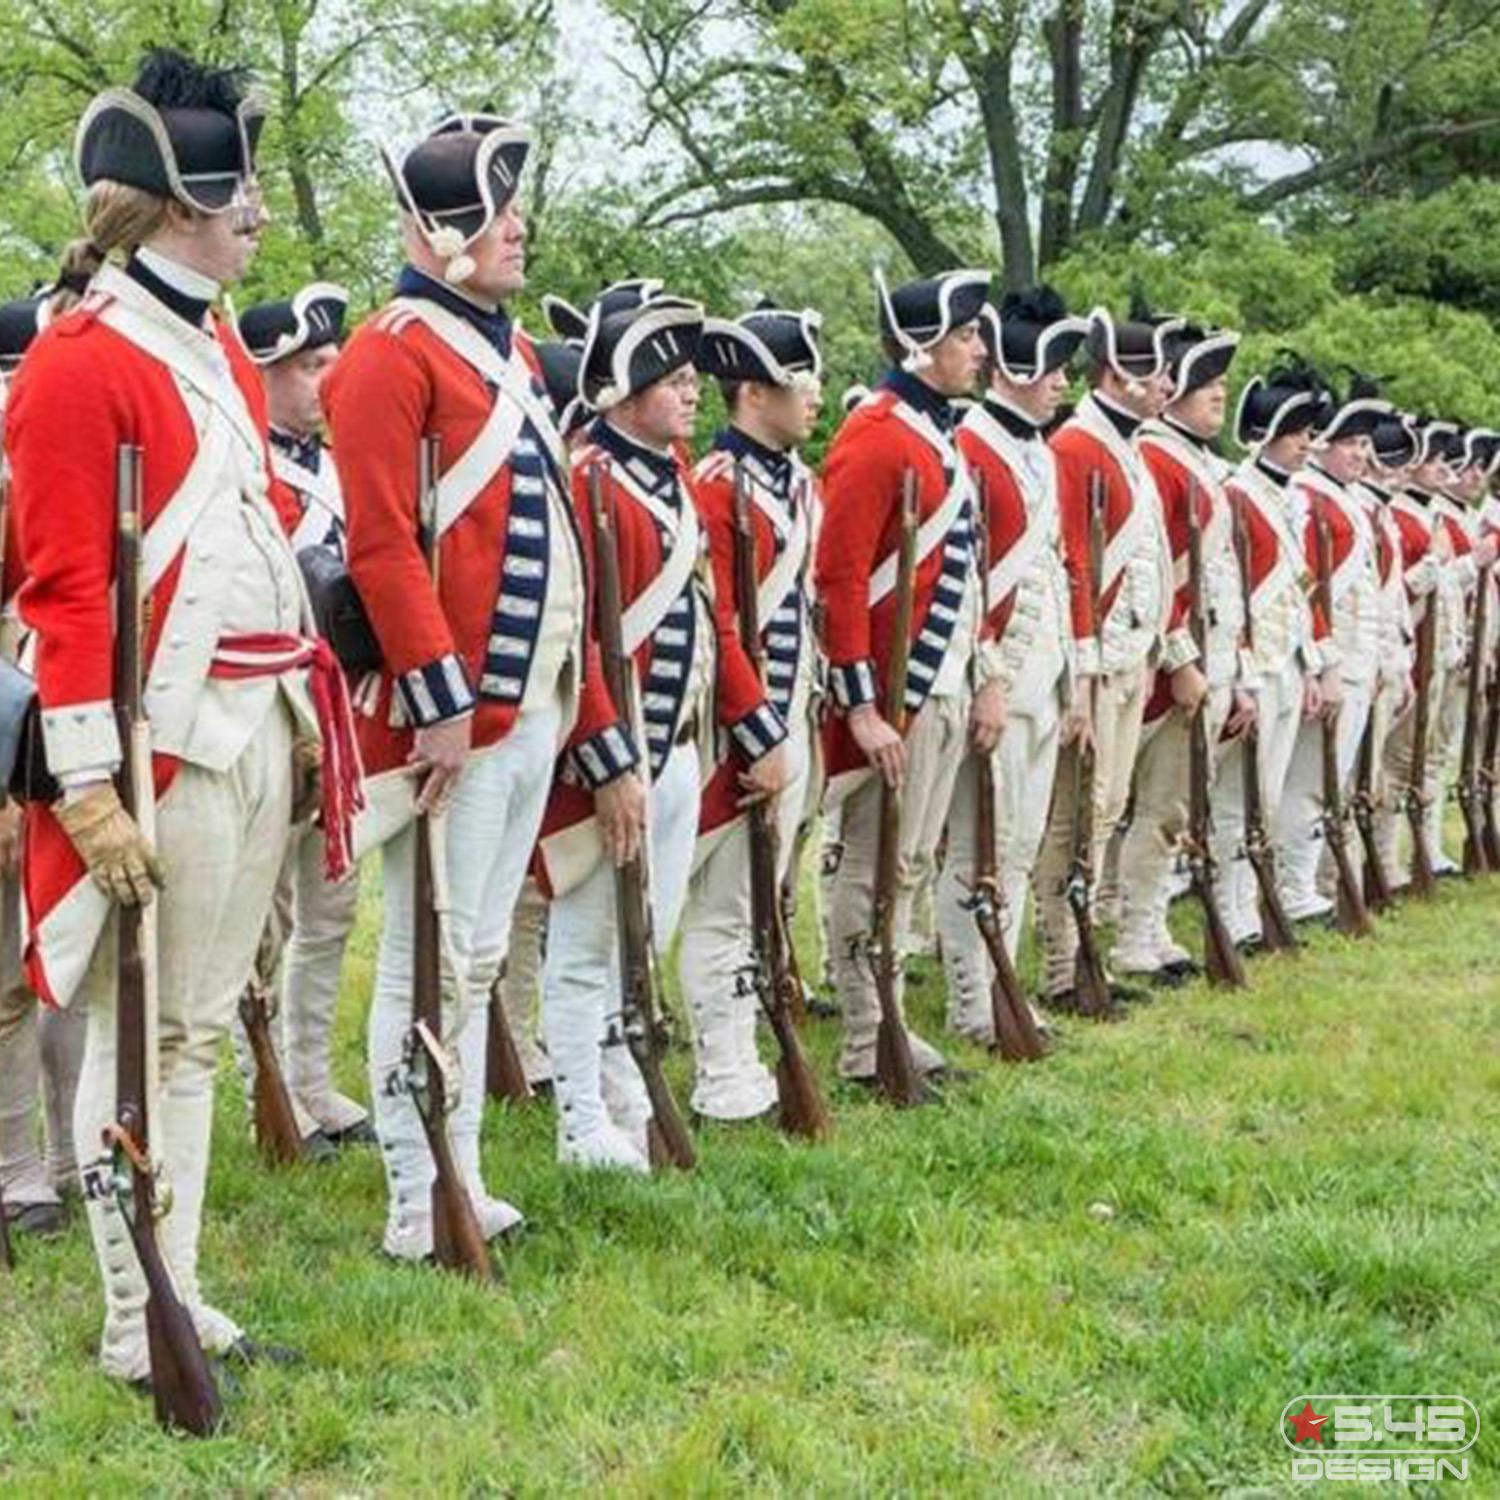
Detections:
53,293,109,338
373,303,423,340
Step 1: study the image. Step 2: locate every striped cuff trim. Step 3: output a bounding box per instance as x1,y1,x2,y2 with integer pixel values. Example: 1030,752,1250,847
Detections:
830,659,877,711
729,701,789,762
397,653,476,727
573,720,640,789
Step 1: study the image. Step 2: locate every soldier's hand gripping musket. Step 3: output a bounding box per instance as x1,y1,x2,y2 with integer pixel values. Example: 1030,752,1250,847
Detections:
1230,494,1298,951
731,464,832,1139
409,436,493,1279
966,473,1047,1061
1458,558,1493,875
586,464,697,1170
107,444,223,1433
1065,471,1114,1018
1406,591,1439,899
1312,506,1373,935
869,471,929,1104
1184,481,1247,986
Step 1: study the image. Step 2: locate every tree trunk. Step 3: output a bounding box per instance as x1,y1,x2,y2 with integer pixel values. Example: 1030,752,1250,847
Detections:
1038,0,1085,267
972,45,1035,288
276,7,326,272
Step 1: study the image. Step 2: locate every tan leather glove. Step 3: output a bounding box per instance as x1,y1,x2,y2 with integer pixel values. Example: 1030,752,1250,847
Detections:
55,783,164,907
291,736,323,826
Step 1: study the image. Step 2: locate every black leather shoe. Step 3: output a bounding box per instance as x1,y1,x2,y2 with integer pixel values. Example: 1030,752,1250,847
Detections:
223,1336,304,1369
299,1130,340,1165
1042,990,1130,1022
325,1119,378,1149
5,1199,66,1236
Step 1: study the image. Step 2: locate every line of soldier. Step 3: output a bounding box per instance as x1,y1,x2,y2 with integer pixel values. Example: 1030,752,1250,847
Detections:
2,48,1498,1408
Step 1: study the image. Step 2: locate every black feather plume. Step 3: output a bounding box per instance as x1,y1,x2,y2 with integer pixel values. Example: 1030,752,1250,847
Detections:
133,47,247,113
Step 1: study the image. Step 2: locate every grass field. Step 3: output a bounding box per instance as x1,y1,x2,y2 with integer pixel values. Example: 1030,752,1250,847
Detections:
3,864,1498,1495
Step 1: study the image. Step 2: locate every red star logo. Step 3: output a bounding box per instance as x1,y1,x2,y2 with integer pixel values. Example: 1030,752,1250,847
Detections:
1288,1401,1330,1444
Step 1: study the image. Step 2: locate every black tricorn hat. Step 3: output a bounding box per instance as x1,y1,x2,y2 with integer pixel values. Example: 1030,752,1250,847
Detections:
543,279,663,344
841,383,871,416
980,284,1087,385
1166,322,1240,398
1234,352,1332,448
1086,303,1182,382
1411,416,1464,468
238,282,348,365
533,340,587,436
1370,413,1419,470
75,49,264,216
697,304,823,389
0,293,49,377
1461,427,1498,474
579,295,704,412
875,267,990,371
1320,368,1392,445
380,112,530,282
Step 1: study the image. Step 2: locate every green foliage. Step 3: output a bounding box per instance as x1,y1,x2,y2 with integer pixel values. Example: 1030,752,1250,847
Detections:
3,865,1498,1491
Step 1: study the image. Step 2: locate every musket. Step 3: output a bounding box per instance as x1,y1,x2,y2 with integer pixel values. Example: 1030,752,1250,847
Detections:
1481,637,1500,869
869,470,927,1104
1311,505,1373,936
1352,711,1394,913
1230,493,1298,951
410,435,494,1277
1184,481,1246,986
966,471,1046,1060
1458,559,1492,875
108,444,223,1433
485,966,534,1106
238,975,305,1165
1066,471,1113,1017
1405,584,1438,899
731,462,831,1139
585,463,696,1170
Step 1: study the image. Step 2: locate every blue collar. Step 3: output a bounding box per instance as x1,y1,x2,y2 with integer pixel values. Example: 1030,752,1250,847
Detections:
396,265,512,358
715,426,793,496
594,419,680,498
882,368,955,433
270,426,323,474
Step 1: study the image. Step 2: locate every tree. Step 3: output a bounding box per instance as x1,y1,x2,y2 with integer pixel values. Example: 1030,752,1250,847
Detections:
608,0,1500,287
0,0,557,298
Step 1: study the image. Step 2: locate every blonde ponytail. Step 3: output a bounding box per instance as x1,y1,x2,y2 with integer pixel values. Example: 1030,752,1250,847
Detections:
50,181,171,315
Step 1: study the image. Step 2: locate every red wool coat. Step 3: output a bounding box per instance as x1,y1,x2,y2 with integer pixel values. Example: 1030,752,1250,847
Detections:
324,307,618,784
534,432,773,893
4,291,286,1004
815,388,972,788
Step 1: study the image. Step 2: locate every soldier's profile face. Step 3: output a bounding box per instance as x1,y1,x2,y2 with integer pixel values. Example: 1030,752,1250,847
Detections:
466,203,527,300
926,322,982,397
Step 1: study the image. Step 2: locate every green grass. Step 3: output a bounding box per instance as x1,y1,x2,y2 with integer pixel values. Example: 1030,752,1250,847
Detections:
3,862,1498,1496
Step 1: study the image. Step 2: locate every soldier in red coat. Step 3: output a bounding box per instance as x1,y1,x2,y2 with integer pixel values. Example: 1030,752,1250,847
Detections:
1115,322,1253,980
933,285,1085,1040
7,49,324,1382
1218,360,1337,945
0,292,85,1244
1033,305,1178,1013
325,115,643,1253
1277,374,1391,918
226,283,374,1154
816,267,989,1083
678,305,822,1120
535,296,788,1168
